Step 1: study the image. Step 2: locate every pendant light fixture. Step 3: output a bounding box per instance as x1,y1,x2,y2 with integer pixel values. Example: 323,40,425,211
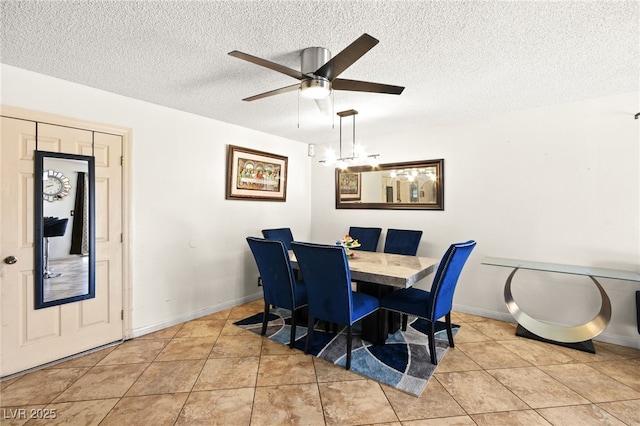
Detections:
319,109,379,169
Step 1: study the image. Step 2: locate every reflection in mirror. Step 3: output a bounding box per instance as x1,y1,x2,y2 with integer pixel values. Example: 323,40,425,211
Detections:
34,151,95,309
336,159,444,210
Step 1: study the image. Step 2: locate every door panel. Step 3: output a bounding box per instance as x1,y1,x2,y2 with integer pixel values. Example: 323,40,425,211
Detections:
1,117,124,376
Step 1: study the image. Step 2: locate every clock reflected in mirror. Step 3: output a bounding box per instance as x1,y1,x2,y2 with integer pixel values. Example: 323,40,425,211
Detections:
43,169,71,202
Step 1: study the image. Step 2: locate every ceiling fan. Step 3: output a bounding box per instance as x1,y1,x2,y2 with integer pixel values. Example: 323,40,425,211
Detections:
228,33,404,111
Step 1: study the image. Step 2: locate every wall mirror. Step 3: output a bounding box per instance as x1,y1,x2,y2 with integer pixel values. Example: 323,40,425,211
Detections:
335,159,444,210
34,151,95,309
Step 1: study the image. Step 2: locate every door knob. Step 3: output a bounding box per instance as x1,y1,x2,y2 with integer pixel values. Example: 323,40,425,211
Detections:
4,256,17,265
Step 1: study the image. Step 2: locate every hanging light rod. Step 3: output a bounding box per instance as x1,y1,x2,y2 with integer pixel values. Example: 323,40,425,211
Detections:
319,109,380,168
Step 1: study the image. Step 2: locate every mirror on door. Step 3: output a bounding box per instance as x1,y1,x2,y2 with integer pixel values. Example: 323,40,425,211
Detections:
34,151,96,309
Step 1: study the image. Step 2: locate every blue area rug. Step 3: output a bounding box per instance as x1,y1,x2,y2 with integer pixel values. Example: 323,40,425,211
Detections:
234,307,459,396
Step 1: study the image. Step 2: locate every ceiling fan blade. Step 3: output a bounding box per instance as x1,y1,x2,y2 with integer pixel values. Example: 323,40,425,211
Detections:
314,33,379,81
242,83,302,102
314,97,332,115
228,50,306,80
332,78,405,95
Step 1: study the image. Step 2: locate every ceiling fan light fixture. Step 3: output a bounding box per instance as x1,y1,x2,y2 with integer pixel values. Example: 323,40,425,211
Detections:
300,78,331,99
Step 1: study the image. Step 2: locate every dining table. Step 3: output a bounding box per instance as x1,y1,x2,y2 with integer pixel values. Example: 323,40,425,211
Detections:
289,249,439,344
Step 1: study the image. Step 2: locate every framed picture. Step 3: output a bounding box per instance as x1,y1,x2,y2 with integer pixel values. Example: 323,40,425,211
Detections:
338,171,361,201
226,145,288,201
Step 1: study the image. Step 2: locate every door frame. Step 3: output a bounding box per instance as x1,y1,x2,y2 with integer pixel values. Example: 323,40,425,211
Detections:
0,105,133,339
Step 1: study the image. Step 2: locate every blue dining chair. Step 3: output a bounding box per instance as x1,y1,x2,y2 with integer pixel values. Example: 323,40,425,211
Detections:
380,240,476,364
261,227,294,251
246,237,308,348
383,228,423,256
348,226,382,252
290,241,379,370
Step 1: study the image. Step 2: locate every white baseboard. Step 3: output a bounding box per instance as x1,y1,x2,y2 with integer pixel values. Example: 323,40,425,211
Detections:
131,292,263,339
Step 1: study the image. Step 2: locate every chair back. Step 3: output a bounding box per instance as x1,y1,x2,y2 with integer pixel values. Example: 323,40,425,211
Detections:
261,228,294,251
247,237,298,310
429,240,476,320
291,242,354,325
347,226,382,252
383,229,423,255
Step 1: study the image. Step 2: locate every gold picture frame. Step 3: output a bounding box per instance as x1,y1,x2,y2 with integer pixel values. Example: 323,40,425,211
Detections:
226,145,288,201
338,171,361,201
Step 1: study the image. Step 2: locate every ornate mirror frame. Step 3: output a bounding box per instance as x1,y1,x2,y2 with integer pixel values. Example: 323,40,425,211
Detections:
335,159,444,210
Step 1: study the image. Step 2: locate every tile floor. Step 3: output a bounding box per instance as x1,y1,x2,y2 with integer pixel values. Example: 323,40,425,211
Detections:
1,299,639,425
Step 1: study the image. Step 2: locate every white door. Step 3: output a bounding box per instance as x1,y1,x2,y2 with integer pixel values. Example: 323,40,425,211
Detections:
1,117,124,376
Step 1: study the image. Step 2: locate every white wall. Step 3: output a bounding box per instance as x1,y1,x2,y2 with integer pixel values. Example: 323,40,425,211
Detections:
1,65,312,336
310,92,640,348
3,64,638,348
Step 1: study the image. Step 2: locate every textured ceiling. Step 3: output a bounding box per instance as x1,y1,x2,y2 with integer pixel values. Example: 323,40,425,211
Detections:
1,1,638,145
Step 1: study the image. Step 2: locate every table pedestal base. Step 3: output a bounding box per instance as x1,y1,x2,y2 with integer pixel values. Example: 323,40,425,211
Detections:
515,324,595,354
358,282,401,345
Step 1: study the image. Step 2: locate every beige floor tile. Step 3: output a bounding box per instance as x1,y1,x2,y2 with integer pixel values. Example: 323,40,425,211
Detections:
197,308,232,321
193,357,259,390
4,299,640,426
539,363,640,403
450,311,491,324
427,349,482,373
401,416,476,425
99,393,188,426
97,339,168,365
209,333,262,358
537,404,628,425
551,343,626,363
154,336,216,361
313,357,364,383
595,341,640,359
256,353,316,386
46,346,116,370
0,376,20,390
588,358,640,392
471,409,552,425
597,399,640,425
260,336,299,355
28,398,119,426
468,319,519,340
0,368,89,406
251,383,325,425
135,323,183,340
227,301,264,320
126,359,205,396
402,416,476,426
456,341,531,369
383,378,466,421
451,324,494,343
435,370,529,414
497,338,578,365
319,380,398,425
176,388,254,425
53,364,148,402
174,319,226,338
488,366,589,408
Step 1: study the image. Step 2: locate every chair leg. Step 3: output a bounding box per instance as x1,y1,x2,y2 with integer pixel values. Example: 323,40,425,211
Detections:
346,325,352,370
261,301,270,336
289,309,297,349
445,312,455,348
401,314,408,331
428,320,437,365
305,315,315,354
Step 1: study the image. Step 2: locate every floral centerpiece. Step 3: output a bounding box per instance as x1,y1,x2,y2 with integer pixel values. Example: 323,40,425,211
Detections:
336,235,361,258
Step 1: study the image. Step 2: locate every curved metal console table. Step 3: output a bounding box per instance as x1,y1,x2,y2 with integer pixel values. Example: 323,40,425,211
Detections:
483,257,640,353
